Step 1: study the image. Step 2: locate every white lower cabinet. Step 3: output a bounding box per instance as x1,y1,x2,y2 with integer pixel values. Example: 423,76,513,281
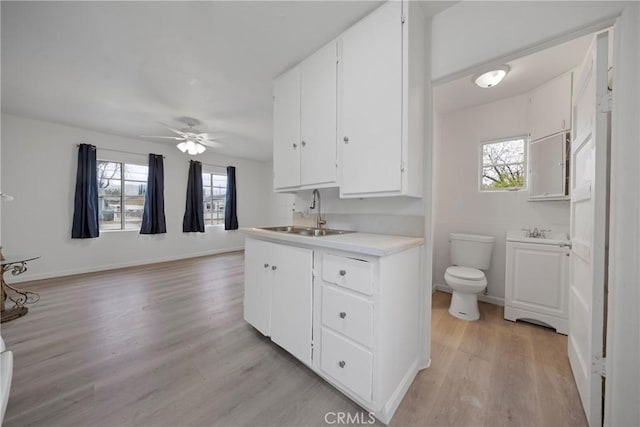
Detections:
504,241,569,334
243,237,423,425
244,239,313,365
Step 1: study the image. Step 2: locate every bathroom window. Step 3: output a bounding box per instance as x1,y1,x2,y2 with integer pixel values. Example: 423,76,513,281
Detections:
480,136,527,191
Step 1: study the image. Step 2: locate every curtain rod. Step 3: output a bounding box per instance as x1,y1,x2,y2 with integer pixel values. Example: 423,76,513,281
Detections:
200,162,229,169
76,144,165,159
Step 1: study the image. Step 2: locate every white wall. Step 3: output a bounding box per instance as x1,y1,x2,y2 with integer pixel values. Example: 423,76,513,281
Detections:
432,1,626,81
432,93,570,301
1,114,275,282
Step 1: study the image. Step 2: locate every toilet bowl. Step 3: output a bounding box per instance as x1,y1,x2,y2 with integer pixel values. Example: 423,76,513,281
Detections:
445,233,495,321
445,266,487,320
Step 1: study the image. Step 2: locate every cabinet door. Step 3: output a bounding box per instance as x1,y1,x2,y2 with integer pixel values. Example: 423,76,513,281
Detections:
301,42,337,186
270,244,313,366
505,242,568,318
340,1,403,196
244,239,275,336
273,66,301,189
528,72,572,141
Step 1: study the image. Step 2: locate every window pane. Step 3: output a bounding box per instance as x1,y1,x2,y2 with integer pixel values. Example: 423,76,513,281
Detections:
97,162,121,196
481,164,525,190
124,196,144,229
482,139,525,166
125,181,147,197
203,186,212,199
202,173,211,187
124,164,149,182
212,186,226,197
211,174,226,187
99,196,121,229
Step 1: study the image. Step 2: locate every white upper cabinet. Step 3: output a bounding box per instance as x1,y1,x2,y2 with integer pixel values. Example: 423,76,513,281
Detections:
273,66,301,189
273,41,338,191
339,1,424,198
528,72,573,142
301,42,338,187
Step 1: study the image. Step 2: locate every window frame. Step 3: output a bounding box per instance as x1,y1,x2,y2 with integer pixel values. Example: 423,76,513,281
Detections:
478,135,528,193
97,160,149,231
202,171,227,227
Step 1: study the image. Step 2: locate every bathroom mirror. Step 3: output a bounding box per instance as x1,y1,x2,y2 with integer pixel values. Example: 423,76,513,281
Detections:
528,132,570,201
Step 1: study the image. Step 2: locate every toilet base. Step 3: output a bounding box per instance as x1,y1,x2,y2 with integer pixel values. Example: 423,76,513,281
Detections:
448,291,480,321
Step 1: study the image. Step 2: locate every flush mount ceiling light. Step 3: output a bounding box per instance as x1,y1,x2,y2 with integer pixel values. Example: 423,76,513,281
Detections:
473,65,510,88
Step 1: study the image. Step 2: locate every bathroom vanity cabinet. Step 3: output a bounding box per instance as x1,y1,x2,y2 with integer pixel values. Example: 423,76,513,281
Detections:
504,239,569,334
242,231,425,424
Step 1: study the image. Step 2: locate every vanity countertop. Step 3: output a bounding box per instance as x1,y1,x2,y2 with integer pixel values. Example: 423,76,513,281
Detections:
241,227,424,257
506,230,569,246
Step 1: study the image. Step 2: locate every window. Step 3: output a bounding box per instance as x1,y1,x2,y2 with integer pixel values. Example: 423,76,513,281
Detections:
480,136,527,191
97,161,148,230
202,172,227,226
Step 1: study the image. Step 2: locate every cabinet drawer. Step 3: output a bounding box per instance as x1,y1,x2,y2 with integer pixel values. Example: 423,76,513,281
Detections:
322,286,373,348
322,254,373,295
320,328,372,402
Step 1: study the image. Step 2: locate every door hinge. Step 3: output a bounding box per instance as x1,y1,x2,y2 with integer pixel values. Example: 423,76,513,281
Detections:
593,355,607,378
400,162,406,172
401,15,406,24
312,268,316,278
597,92,613,113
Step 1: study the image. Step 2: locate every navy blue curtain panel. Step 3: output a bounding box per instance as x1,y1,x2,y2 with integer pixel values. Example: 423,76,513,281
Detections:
140,154,167,234
183,160,205,232
71,143,99,238
225,166,239,230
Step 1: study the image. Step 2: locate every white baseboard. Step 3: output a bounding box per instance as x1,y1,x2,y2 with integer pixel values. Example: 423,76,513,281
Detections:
434,283,504,307
10,247,245,283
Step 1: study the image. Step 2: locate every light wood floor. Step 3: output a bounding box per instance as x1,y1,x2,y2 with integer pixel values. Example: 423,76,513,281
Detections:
1,251,586,427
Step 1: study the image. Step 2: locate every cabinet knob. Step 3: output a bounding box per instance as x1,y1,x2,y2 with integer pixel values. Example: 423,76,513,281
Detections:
339,269,346,276
271,265,277,271
264,263,269,268
343,136,349,143
301,140,306,147
338,360,346,368
293,143,298,149
339,312,347,319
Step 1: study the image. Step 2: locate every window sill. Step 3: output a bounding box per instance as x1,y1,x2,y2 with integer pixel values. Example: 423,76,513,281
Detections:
206,224,226,229
100,228,140,233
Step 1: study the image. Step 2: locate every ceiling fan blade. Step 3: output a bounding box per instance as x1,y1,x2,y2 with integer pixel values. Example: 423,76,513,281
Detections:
140,135,184,140
157,122,188,137
200,140,224,148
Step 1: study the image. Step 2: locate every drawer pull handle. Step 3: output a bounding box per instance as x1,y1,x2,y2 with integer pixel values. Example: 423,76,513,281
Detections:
264,263,269,268
339,269,346,276
338,360,346,368
343,136,349,144
339,312,347,319
271,265,277,271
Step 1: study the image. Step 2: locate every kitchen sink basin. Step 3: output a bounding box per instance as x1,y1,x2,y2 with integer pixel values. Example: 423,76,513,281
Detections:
259,226,354,237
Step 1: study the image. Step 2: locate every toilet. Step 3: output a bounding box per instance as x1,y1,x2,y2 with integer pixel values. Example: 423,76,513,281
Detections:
445,233,495,321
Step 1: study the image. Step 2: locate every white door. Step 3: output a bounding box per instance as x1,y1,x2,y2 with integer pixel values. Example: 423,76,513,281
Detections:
340,1,402,195
244,239,274,336
301,41,337,186
568,31,610,426
270,244,313,366
273,66,301,189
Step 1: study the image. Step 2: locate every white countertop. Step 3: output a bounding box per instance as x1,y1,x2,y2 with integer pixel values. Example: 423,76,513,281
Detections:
242,228,424,257
506,230,569,246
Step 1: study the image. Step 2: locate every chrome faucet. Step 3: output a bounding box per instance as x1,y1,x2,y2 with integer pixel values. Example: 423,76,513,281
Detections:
521,227,551,238
310,189,326,229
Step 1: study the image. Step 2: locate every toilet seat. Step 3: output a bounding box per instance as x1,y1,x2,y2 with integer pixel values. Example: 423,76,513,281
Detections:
446,266,485,281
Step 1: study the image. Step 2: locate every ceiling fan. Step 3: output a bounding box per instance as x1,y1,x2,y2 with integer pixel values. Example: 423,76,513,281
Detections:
141,119,223,155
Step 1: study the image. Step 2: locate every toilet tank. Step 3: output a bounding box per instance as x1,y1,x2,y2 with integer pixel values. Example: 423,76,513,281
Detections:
449,233,495,270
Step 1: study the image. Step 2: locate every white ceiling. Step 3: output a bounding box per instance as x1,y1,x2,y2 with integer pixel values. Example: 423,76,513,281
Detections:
434,34,593,114
2,1,388,161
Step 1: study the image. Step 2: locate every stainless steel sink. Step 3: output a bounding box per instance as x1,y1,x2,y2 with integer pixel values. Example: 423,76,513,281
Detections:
260,226,354,237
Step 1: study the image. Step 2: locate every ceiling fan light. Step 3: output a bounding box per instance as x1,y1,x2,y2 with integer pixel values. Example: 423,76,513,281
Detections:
195,144,206,154
473,65,510,88
176,142,188,153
